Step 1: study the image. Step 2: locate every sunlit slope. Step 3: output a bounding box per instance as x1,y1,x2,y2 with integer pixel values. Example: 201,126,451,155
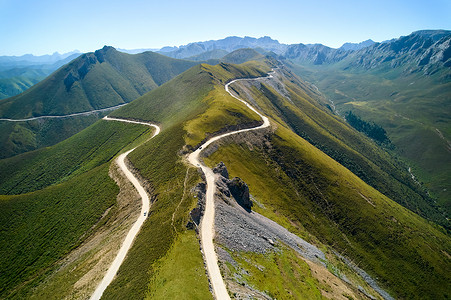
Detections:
0,47,198,119
102,61,274,298
229,67,447,228
0,120,154,299
1,59,448,299
200,67,450,299
107,61,448,299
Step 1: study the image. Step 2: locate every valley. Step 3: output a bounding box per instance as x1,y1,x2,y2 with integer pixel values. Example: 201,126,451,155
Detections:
0,30,449,300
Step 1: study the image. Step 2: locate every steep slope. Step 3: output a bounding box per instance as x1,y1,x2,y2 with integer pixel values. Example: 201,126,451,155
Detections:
1,59,449,299
198,65,450,299
0,47,199,158
286,30,451,212
0,53,81,99
0,120,155,298
106,61,449,299
284,43,350,64
0,46,198,119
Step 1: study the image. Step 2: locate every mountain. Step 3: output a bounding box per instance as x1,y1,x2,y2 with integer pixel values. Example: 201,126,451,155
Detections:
1,57,449,299
0,51,80,67
285,30,451,76
0,46,198,119
159,36,288,59
186,49,229,61
285,29,451,212
0,46,199,158
221,48,265,64
284,43,350,64
117,48,160,54
344,30,451,75
340,39,375,51
0,53,81,99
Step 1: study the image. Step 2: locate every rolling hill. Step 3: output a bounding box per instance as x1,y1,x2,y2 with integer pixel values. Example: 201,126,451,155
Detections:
0,37,449,300
0,47,199,158
106,59,450,300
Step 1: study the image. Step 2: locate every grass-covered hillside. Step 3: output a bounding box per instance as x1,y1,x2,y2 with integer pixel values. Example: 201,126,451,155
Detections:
0,120,154,298
199,64,450,299
1,58,449,299
287,60,451,215
0,47,198,119
107,61,449,299
0,53,81,99
0,47,199,158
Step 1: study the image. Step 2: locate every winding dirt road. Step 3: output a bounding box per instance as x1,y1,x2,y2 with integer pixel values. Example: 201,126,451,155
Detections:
90,116,160,300
0,104,126,122
187,71,273,300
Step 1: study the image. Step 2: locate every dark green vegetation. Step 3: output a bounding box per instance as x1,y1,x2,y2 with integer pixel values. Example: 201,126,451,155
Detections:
284,30,451,213
0,113,107,159
202,67,450,298
0,47,198,158
0,120,153,298
103,60,272,298
0,121,152,195
0,52,81,99
229,67,446,229
344,111,390,145
1,41,449,299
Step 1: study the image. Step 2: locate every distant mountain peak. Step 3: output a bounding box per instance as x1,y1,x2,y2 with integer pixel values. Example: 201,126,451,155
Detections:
339,39,376,51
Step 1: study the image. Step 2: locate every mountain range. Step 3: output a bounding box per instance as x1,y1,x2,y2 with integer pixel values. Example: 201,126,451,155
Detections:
0,30,449,300
0,52,82,99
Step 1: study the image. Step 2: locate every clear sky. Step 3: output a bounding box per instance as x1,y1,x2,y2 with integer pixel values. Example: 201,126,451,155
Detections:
1,0,450,55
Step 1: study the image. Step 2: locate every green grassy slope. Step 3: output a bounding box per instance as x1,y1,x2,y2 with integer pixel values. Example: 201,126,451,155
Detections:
108,61,449,299
0,113,108,159
0,120,152,195
102,61,271,298
203,125,450,299
0,120,153,299
287,61,451,213
221,48,265,64
230,67,446,228
3,59,449,299
0,71,47,99
0,47,198,119
199,66,450,298
0,47,198,159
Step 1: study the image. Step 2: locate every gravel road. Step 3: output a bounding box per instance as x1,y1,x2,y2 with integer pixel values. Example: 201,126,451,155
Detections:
90,117,160,300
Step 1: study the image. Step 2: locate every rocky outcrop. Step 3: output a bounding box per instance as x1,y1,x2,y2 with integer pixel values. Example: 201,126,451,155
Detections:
212,161,229,178
187,182,206,229
213,162,252,211
228,177,251,210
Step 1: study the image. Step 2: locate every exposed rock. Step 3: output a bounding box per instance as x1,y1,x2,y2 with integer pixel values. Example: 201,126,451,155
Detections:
212,162,252,210
227,177,252,210
213,161,229,178
212,162,325,262
187,182,206,229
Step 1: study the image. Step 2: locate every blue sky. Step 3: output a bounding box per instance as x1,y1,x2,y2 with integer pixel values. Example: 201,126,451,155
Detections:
1,0,450,55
